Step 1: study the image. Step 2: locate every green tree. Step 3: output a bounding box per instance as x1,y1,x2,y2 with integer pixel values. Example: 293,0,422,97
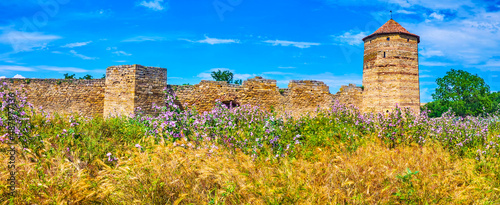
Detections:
80,74,93,80
211,70,233,84
234,79,243,85
424,69,494,117
63,73,76,79
491,91,500,111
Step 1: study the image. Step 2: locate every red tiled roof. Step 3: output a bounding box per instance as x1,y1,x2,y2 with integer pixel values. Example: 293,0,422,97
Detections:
362,19,420,43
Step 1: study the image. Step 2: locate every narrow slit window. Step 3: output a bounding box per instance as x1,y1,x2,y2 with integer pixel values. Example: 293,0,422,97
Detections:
407,39,409,42
383,52,386,58
387,37,390,41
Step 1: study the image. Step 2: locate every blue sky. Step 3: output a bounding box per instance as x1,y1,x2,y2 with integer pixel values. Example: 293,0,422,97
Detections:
1,0,500,103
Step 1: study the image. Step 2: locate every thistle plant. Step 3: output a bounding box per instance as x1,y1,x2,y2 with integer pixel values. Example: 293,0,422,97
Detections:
0,83,35,151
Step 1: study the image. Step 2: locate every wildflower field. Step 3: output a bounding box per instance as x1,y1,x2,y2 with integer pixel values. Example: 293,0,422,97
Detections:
1,84,500,204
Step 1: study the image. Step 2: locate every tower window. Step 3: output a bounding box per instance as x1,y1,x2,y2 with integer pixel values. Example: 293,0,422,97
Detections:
407,39,409,42
387,37,390,41
383,52,386,58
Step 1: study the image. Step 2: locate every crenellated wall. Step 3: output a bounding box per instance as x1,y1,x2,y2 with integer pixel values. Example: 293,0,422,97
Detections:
0,65,369,117
168,77,336,114
333,84,364,109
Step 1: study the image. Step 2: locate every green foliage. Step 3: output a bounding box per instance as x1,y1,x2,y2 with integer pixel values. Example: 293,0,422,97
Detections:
211,70,234,84
425,69,496,117
79,74,93,80
492,92,500,110
63,73,76,79
393,168,421,203
279,89,285,95
101,74,106,79
234,79,242,85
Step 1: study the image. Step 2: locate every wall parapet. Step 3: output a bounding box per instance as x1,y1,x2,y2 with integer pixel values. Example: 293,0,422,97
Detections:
1,65,370,117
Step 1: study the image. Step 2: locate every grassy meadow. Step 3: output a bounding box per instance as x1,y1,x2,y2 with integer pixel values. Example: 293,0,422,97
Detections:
1,85,500,204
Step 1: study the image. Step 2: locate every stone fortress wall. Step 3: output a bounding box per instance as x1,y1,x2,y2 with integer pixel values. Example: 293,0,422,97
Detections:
0,64,361,117
169,78,336,114
0,78,106,116
0,20,420,116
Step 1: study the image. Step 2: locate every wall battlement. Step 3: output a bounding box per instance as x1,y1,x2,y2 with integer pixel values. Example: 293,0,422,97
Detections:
1,67,353,117
169,76,334,114
0,19,421,116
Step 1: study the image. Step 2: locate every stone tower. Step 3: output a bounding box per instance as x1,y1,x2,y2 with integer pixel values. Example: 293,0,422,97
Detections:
103,65,167,117
361,19,420,113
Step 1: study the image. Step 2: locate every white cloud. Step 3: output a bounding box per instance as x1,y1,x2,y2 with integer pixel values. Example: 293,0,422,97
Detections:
70,50,98,60
0,31,61,52
0,76,5,79
61,41,92,48
106,47,132,56
278,66,296,69
429,12,444,21
407,9,500,66
332,30,367,46
37,66,88,73
13,74,25,79
420,87,433,103
113,51,132,56
183,36,239,45
122,36,166,42
420,48,444,57
0,65,35,71
386,0,474,10
396,10,416,14
419,74,435,78
234,74,254,80
420,61,452,67
478,60,500,71
263,40,320,48
138,0,167,11
262,71,296,75
0,65,89,73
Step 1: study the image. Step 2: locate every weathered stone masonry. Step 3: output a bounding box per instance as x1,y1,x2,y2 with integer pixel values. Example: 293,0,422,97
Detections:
0,19,420,116
1,65,167,117
103,65,167,116
169,78,334,114
0,79,106,116
361,19,421,113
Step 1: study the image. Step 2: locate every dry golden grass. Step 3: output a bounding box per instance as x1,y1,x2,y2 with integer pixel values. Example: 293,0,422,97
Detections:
2,136,499,204
0,136,500,204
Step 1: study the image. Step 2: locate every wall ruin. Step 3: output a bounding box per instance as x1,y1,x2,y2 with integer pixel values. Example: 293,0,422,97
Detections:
169,77,335,114
1,64,414,117
0,79,105,116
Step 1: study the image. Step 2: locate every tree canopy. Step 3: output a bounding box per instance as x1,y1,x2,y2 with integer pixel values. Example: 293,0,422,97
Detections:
210,70,242,84
423,69,498,117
